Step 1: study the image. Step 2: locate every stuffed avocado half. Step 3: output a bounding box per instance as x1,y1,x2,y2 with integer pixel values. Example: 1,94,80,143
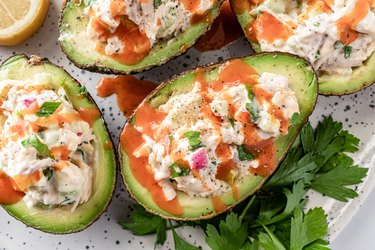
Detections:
230,0,375,95
119,52,318,220
59,0,224,74
0,55,116,234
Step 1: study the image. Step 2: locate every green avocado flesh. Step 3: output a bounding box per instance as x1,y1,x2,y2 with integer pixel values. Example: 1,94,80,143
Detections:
59,0,223,74
230,1,375,95
120,52,318,220
0,55,116,234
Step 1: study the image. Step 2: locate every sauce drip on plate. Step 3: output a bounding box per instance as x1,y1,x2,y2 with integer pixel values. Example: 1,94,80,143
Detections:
97,75,157,116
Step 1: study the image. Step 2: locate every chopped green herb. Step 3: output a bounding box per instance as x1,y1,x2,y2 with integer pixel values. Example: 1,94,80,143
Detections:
153,0,162,8
184,131,202,150
343,45,352,58
313,22,320,27
14,110,23,117
79,86,88,95
245,102,259,123
237,145,254,161
245,84,255,101
21,134,54,159
170,163,190,178
315,50,321,60
229,118,235,128
42,167,54,181
36,102,61,117
129,116,136,125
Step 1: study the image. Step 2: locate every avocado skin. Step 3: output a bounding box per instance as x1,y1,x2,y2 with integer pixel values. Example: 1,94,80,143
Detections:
59,0,224,75
119,52,318,220
0,54,117,234
229,0,375,96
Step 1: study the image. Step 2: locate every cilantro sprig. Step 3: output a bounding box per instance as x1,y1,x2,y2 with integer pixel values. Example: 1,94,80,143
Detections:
184,131,203,150
21,134,54,159
36,102,61,117
120,117,367,250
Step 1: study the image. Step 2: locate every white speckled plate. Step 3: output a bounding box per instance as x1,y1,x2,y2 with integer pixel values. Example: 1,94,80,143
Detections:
1,1,375,249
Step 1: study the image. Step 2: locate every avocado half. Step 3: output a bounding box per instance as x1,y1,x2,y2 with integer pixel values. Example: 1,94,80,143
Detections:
59,0,224,74
0,55,116,234
119,52,318,220
230,0,375,95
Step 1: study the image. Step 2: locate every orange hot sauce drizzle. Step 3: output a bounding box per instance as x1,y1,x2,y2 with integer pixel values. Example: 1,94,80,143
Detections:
212,196,228,213
90,7,151,65
0,171,25,204
298,0,332,22
97,75,157,117
121,124,183,216
194,0,244,52
336,0,372,45
248,11,294,43
78,108,101,127
231,0,265,14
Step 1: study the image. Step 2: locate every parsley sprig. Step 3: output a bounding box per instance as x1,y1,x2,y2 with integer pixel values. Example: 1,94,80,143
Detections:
120,117,367,249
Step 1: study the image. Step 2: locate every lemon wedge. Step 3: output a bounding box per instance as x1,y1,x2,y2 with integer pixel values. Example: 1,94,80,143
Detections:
0,0,49,46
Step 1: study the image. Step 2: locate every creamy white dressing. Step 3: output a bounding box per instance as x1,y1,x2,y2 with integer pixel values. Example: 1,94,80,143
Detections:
132,72,299,200
0,74,96,211
252,0,375,75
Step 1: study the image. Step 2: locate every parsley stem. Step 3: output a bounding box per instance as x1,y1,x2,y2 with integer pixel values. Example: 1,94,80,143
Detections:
166,221,188,231
239,195,256,222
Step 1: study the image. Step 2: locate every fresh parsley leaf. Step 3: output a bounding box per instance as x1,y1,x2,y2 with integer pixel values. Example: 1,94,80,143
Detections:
264,148,317,187
42,167,54,181
184,131,202,150
170,163,190,178
343,45,352,58
119,205,167,243
290,207,328,250
258,224,286,250
205,213,249,250
242,240,259,250
311,162,367,202
79,86,88,95
36,102,61,117
334,40,344,49
153,0,162,8
245,102,259,123
290,112,302,126
171,223,200,250
258,181,306,226
237,145,254,161
304,239,330,250
21,135,54,159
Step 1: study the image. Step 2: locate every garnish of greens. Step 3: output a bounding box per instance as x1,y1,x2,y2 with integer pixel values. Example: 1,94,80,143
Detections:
119,117,367,250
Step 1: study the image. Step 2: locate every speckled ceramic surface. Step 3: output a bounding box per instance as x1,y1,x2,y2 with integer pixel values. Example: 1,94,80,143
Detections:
1,1,375,249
